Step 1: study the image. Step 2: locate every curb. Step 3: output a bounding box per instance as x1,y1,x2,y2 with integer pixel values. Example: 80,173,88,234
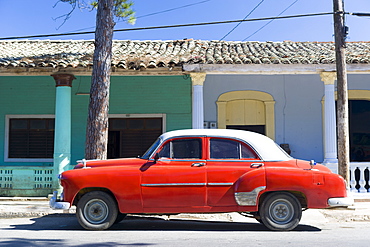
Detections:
0,197,49,202
0,212,76,218
354,198,370,202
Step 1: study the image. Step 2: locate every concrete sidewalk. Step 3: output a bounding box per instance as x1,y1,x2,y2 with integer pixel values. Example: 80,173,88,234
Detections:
0,195,369,224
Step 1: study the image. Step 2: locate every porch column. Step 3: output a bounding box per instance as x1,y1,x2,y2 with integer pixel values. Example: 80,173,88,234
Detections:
190,73,206,129
51,73,75,192
320,72,338,165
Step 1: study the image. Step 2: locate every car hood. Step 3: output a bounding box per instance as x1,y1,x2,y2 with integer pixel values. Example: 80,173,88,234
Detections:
73,158,148,169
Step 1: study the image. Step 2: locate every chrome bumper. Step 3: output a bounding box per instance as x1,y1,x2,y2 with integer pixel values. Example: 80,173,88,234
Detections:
328,196,354,207
49,191,71,210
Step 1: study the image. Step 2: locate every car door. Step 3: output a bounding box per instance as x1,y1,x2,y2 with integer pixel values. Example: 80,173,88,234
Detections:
141,137,207,210
206,137,264,207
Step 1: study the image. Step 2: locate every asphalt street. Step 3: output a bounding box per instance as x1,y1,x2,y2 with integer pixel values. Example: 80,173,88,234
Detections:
0,195,369,246
0,195,370,224
1,213,370,247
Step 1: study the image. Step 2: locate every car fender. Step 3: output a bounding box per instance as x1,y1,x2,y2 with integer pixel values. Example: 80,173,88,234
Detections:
61,166,143,213
263,166,315,207
234,167,266,206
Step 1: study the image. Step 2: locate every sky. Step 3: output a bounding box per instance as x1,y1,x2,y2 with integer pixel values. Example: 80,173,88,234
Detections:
1,0,370,42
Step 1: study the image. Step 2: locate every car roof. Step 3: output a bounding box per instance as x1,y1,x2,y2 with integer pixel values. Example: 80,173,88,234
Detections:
159,129,292,162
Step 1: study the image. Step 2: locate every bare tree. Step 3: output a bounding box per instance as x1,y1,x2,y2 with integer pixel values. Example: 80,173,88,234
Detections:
59,0,134,160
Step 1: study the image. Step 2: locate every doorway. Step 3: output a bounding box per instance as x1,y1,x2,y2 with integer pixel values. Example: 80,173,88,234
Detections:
349,100,370,161
216,90,275,139
107,118,163,158
226,125,265,135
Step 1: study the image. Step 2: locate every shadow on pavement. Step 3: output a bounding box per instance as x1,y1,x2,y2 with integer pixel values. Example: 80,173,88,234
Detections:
0,238,140,247
0,238,65,247
4,214,321,232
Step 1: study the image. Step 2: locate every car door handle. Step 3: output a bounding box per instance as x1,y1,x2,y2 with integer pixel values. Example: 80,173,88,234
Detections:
250,163,263,168
191,163,206,167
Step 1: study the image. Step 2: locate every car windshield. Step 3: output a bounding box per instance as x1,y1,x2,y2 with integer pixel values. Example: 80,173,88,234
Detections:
140,138,161,159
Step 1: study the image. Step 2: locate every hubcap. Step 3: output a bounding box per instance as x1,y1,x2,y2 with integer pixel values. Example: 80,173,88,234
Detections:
269,199,294,224
84,199,109,224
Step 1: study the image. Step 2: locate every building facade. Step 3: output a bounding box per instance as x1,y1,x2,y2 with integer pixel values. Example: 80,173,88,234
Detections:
1,40,370,196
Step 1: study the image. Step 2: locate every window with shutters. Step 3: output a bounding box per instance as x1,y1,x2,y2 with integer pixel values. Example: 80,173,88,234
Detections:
5,116,55,162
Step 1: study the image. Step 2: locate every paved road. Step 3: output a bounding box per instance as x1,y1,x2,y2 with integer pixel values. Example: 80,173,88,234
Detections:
0,198,369,246
1,213,370,247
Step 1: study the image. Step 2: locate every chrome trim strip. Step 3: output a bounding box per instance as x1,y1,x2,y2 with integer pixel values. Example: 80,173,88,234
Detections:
141,182,234,187
207,159,262,162
208,182,234,186
141,183,206,187
158,159,207,162
235,186,266,206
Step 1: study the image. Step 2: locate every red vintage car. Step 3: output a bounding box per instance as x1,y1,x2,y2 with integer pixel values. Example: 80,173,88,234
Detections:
50,129,353,231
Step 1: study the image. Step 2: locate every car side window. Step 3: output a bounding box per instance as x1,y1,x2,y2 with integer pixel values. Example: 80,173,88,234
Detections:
210,139,239,159
158,141,170,158
158,138,202,159
210,138,258,159
241,144,258,159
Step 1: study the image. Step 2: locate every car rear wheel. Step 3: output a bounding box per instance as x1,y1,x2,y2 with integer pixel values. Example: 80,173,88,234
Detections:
77,191,118,230
259,192,302,231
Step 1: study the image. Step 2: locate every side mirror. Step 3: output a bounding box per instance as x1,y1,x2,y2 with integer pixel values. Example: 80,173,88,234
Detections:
154,153,159,163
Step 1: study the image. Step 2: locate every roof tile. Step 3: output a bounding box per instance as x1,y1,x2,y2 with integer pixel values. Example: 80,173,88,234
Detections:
1,40,370,70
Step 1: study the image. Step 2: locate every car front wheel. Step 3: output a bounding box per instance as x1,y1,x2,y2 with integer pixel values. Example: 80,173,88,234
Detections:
77,191,118,230
259,192,302,231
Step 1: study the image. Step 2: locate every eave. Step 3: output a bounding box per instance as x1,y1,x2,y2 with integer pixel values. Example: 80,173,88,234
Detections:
183,63,370,75
0,66,184,76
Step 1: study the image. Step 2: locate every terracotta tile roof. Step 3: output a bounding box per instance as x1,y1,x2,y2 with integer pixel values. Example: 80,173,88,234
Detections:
1,39,370,70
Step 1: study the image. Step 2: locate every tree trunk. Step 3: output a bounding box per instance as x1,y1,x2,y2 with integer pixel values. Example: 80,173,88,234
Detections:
85,0,115,160
333,0,350,183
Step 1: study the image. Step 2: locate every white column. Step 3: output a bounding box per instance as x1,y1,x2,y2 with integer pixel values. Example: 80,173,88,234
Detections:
190,73,206,129
320,72,338,165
